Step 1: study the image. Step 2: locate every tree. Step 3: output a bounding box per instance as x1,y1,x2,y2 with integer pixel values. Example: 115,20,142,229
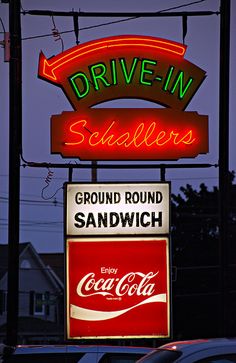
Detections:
171,182,219,267
170,172,236,339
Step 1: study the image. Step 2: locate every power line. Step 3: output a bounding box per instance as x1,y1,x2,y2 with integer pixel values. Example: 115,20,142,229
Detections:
22,1,213,18
0,196,63,207
0,17,6,33
0,190,60,199
0,226,63,233
0,219,63,226
20,0,216,41
0,173,219,180
0,173,67,181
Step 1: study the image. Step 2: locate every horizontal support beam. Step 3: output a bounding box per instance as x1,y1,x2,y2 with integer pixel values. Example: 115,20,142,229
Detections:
22,10,220,18
22,161,218,169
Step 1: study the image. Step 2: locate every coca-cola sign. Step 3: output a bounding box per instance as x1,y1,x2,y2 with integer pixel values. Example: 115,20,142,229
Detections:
66,237,170,339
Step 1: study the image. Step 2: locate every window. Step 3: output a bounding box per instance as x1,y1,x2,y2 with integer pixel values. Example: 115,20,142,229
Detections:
20,259,31,269
34,293,45,315
29,291,50,316
100,353,148,363
196,354,236,362
3,353,85,363
136,349,182,363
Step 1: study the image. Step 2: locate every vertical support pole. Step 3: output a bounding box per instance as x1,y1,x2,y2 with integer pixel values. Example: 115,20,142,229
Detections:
160,165,166,182
68,166,73,182
219,0,230,337
92,161,97,182
6,0,22,346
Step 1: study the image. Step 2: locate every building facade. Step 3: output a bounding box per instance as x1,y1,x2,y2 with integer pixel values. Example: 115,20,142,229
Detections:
0,243,64,343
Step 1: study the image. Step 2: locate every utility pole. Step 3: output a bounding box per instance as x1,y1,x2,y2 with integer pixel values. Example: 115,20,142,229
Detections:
219,0,230,337
6,0,22,346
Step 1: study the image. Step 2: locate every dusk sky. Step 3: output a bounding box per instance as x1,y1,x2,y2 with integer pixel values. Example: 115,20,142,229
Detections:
0,0,235,252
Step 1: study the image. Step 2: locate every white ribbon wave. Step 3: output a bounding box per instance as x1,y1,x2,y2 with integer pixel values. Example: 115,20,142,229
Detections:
70,293,166,321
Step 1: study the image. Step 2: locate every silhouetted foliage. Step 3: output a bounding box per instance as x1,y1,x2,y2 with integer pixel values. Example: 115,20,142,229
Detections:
171,182,219,267
170,171,236,339
171,171,235,267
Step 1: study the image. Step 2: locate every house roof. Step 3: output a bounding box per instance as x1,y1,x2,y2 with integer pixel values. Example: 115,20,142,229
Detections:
0,243,64,290
0,242,31,280
39,253,64,284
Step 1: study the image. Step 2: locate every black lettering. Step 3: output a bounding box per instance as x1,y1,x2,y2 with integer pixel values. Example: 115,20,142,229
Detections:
140,212,150,227
151,212,162,227
106,192,113,204
132,192,139,203
114,192,121,203
84,192,90,204
120,212,135,227
86,213,96,227
125,192,132,203
110,212,119,227
147,192,154,203
90,192,98,204
75,192,83,204
98,213,108,227
156,192,163,203
74,212,85,228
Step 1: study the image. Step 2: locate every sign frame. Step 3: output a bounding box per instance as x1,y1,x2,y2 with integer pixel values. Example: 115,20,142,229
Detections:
51,109,208,161
65,181,170,237
66,236,171,340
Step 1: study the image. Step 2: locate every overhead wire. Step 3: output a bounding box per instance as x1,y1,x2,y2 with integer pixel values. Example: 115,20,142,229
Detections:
0,173,219,181
0,226,63,233
0,218,62,226
0,17,6,33
0,173,67,181
0,195,63,207
21,0,209,41
41,168,63,201
51,14,64,52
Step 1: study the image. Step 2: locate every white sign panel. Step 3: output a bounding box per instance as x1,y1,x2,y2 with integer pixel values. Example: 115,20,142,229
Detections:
66,182,170,236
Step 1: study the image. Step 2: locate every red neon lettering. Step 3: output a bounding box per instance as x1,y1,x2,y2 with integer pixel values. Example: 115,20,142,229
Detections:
65,120,86,145
173,130,195,144
64,119,196,148
40,36,186,82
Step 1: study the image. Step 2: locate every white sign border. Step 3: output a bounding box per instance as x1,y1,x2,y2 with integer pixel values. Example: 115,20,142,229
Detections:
65,182,170,236
66,236,171,340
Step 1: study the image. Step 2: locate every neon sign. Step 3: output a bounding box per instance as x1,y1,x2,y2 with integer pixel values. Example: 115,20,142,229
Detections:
69,60,194,104
51,108,208,160
38,35,208,160
38,36,186,82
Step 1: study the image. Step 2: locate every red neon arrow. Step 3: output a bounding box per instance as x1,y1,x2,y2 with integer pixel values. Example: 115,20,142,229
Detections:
38,35,186,84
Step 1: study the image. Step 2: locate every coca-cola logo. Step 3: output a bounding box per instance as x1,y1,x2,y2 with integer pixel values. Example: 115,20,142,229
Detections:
70,267,167,322
76,269,158,299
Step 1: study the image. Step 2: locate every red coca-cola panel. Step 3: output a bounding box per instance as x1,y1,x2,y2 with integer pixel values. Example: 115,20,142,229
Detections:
66,238,170,339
